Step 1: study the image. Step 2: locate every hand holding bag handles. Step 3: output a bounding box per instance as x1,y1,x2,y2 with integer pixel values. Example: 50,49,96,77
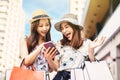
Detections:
10,59,49,80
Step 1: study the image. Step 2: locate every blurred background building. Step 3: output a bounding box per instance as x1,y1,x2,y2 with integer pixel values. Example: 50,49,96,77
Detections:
69,0,120,80
0,0,25,79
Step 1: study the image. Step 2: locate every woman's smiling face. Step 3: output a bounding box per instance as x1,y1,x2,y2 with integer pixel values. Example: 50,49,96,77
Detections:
37,18,50,38
60,22,74,41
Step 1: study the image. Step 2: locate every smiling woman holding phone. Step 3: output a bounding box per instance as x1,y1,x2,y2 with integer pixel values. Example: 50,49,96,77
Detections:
20,9,58,72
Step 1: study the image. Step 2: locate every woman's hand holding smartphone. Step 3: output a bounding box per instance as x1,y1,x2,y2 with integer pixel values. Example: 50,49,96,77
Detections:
43,41,60,55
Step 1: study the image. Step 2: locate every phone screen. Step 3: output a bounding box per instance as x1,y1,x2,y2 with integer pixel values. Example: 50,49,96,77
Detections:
43,41,60,55
44,42,55,49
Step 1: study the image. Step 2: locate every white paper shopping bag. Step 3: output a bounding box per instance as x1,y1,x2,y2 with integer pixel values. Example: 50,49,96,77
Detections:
71,68,85,80
83,61,113,80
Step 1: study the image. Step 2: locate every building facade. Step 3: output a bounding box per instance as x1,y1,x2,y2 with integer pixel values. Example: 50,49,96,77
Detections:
95,4,120,80
69,0,89,26
0,0,25,79
69,0,120,80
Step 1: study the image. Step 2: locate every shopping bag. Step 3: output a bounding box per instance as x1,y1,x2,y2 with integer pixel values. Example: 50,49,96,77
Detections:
5,69,12,80
71,68,85,80
10,58,51,80
10,66,46,80
83,61,113,80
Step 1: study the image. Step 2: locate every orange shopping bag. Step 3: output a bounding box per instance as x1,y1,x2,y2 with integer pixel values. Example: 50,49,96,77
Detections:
10,66,46,80
10,59,49,80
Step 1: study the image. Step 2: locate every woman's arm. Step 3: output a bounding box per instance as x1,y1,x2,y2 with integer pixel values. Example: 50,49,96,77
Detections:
20,37,43,66
44,47,59,72
24,44,43,66
88,36,105,61
54,58,60,71
88,44,95,61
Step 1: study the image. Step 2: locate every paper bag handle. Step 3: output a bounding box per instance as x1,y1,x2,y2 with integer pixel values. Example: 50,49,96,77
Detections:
20,58,36,71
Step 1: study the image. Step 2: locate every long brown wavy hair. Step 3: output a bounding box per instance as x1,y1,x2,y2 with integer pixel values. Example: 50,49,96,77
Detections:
60,22,83,49
27,19,51,53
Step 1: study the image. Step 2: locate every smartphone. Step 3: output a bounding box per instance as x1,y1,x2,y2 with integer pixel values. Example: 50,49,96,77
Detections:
43,41,60,55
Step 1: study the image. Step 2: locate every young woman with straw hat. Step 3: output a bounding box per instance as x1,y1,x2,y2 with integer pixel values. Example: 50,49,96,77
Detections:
53,13,105,80
20,9,57,72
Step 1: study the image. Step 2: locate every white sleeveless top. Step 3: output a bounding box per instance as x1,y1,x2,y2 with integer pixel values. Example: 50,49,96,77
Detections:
55,39,91,71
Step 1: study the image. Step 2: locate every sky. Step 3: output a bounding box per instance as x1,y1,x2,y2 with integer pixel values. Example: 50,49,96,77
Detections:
22,0,69,42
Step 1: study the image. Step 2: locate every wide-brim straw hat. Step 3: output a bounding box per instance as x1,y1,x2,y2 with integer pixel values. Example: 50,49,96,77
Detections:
54,13,83,31
30,9,51,23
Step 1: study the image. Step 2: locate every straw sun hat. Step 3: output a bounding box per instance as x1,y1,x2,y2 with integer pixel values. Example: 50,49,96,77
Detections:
54,13,83,31
30,9,51,23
